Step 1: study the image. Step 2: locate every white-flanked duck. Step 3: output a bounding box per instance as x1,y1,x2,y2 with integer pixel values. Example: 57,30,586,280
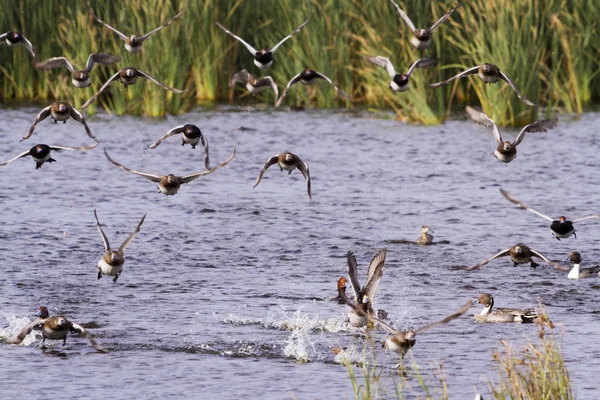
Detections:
81,67,185,109
566,252,600,280
147,124,210,169
36,52,120,88
230,69,279,106
22,101,97,142
0,31,36,60
366,56,437,92
104,148,235,196
430,63,535,106
94,210,145,283
465,243,567,271
253,152,311,199
89,7,184,53
275,69,349,108
215,18,309,69
500,189,599,240
0,142,98,169
6,306,106,352
416,225,434,245
388,0,463,51
466,107,557,163
474,293,537,323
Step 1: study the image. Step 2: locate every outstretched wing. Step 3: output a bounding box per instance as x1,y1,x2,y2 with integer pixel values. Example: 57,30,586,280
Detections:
70,107,98,141
257,76,279,106
373,316,398,334
465,248,511,271
465,106,502,143
362,248,387,302
498,69,535,107
22,105,52,140
80,71,121,109
214,21,257,54
93,209,111,252
314,71,334,86
140,8,185,41
179,148,235,183
346,251,362,302
6,319,45,345
50,142,99,152
366,56,396,78
429,65,479,88
118,214,146,254
70,323,107,352
19,34,37,60
414,300,472,335
516,118,557,145
230,69,250,87
147,125,185,149
275,73,302,108
85,52,121,72
0,149,31,166
89,8,129,40
500,189,554,222
270,18,310,53
573,215,600,223
295,157,311,199
137,69,185,93
104,149,162,182
429,1,463,32
36,57,74,72
253,155,280,188
388,0,416,31
406,57,438,77
530,248,569,271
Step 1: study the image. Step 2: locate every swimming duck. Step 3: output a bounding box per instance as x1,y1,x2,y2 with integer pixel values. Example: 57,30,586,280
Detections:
253,152,311,199
388,0,463,51
366,56,438,92
35,53,120,88
465,243,567,271
22,102,98,142
230,69,279,106
566,252,600,280
416,225,434,245
104,148,235,196
89,7,184,53
215,19,309,69
474,293,537,323
6,306,106,352
500,189,599,240
81,67,185,109
275,69,349,108
0,31,36,60
466,107,557,163
0,142,98,169
429,63,535,106
94,209,146,283
147,124,210,169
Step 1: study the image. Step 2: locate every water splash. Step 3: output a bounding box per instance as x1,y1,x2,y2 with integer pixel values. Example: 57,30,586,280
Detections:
283,328,315,363
1,313,40,347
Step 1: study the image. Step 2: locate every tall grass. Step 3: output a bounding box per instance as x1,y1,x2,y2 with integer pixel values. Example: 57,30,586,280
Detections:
0,0,598,123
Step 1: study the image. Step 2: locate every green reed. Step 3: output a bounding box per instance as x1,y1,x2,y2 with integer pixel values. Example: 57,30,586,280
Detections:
0,0,598,123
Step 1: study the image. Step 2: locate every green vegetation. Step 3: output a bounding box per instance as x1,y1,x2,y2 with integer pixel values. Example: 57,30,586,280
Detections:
0,0,598,124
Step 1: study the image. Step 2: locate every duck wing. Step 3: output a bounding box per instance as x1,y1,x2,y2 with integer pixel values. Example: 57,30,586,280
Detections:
362,248,386,301
147,125,184,149
179,148,235,184
275,72,302,108
366,56,396,78
498,69,535,106
85,52,121,72
230,69,250,87
118,214,146,254
346,251,362,303
500,189,554,222
270,18,310,53
573,215,600,223
465,106,502,143
414,300,472,335
529,248,569,271
295,156,311,199
139,8,185,41
429,1,463,32
465,248,511,270
70,322,107,352
104,149,162,182
6,319,45,344
214,21,257,54
93,209,111,252
50,143,99,152
406,57,438,78
137,69,185,93
22,105,51,140
36,56,74,72
70,106,98,142
253,154,280,188
0,149,31,166
388,0,415,31
80,70,121,109
429,65,479,88
256,76,279,106
89,8,129,41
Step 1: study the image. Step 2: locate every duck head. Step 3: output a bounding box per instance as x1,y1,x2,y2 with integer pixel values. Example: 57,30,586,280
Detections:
38,306,49,319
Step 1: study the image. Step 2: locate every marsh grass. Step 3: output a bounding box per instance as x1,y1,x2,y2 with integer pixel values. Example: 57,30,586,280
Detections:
0,0,598,122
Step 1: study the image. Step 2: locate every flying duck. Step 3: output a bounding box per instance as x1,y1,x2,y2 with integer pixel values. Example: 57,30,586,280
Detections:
89,7,185,53
474,293,537,323
500,189,599,240
0,142,98,169
230,69,279,106
366,56,437,92
146,124,210,169
215,18,309,69
465,243,567,271
22,102,97,142
566,252,600,280
275,69,349,108
253,152,311,199
0,31,36,60
35,53,120,88
430,63,535,106
104,148,235,196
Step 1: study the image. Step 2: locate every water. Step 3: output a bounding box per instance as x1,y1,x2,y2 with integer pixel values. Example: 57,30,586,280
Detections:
1,106,599,399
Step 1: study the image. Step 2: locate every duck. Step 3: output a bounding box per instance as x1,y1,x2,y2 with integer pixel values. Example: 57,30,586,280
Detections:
275,69,349,108
22,102,98,142
0,142,98,169
104,148,235,196
6,306,106,352
230,69,279,106
566,252,600,280
94,209,146,283
474,293,537,323
35,53,120,88
465,243,567,271
146,124,210,169
0,31,36,60
252,152,311,199
89,7,184,53
366,56,438,92
388,0,463,51
343,249,387,327
466,107,557,163
215,18,309,69
81,67,185,109
416,225,434,245
429,63,535,106
500,189,599,240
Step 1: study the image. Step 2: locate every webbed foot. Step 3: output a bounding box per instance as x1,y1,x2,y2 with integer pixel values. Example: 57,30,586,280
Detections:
97,270,102,279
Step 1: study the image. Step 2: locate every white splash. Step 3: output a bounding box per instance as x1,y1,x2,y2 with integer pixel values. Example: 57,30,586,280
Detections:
265,306,348,333
283,328,315,363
